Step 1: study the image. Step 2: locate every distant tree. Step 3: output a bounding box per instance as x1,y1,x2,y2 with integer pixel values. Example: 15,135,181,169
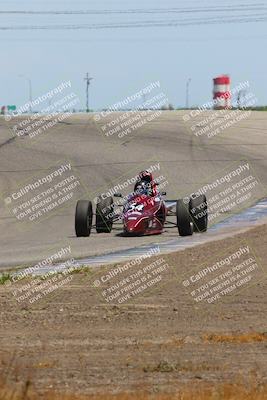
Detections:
161,103,175,111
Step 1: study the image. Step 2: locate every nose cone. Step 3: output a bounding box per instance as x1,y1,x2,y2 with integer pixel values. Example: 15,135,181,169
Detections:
124,219,138,233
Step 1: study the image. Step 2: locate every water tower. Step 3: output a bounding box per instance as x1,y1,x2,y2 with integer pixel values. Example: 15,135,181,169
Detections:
213,75,231,109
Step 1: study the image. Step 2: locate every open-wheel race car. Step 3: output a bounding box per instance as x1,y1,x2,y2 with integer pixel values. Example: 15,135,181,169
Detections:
75,171,208,237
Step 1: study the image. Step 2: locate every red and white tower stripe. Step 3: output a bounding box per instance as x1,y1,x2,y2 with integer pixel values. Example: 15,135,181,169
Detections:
213,75,231,109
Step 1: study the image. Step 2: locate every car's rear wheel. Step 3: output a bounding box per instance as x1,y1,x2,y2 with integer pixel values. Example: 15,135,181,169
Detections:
189,194,208,232
96,197,114,233
176,199,193,236
75,200,93,237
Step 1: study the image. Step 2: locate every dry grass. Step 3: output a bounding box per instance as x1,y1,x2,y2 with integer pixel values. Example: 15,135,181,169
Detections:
1,382,267,400
204,332,267,344
143,360,219,373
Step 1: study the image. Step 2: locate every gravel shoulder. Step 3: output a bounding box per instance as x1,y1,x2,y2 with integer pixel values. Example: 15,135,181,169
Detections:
0,223,267,398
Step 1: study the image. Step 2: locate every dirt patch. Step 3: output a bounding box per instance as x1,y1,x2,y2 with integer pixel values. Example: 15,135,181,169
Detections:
204,332,267,344
1,382,267,400
0,224,267,398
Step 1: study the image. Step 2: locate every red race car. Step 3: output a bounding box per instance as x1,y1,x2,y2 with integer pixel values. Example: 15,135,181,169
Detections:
75,171,208,237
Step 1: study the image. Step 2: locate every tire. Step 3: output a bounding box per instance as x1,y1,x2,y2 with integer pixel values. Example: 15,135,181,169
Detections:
96,197,113,233
75,200,93,237
189,194,208,233
176,199,194,236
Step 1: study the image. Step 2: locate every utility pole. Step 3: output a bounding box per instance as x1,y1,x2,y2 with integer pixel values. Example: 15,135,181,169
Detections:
19,75,33,113
186,78,191,109
28,78,33,113
237,89,246,109
142,93,147,109
84,73,93,112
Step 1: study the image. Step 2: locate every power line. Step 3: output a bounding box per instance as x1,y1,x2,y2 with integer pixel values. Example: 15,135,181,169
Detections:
0,4,266,14
0,15,266,30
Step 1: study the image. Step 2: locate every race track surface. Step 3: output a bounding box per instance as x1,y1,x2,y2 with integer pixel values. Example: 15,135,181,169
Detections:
0,111,266,269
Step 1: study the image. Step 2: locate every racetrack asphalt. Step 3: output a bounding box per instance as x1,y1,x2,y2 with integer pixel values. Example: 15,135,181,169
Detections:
0,110,266,270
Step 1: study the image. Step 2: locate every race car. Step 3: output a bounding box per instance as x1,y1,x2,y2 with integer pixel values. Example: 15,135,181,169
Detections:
75,171,208,237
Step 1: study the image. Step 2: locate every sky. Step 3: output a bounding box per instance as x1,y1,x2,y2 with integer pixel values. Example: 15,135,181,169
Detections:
0,0,267,110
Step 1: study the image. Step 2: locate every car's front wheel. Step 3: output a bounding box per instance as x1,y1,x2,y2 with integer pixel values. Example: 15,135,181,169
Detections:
176,199,194,236
75,200,93,237
189,194,208,232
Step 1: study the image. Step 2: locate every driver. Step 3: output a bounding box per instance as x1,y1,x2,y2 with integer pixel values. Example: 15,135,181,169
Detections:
135,181,153,197
134,170,157,195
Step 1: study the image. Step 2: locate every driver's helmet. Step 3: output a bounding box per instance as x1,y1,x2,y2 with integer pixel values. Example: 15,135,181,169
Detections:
135,181,152,196
137,170,153,184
